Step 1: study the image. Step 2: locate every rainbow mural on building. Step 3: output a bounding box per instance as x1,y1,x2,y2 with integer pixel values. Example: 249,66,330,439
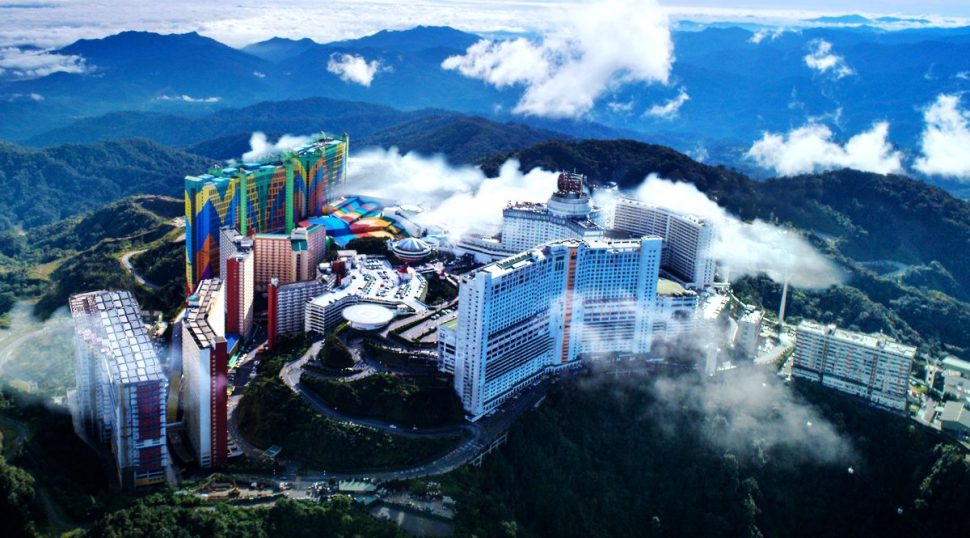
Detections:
185,133,349,292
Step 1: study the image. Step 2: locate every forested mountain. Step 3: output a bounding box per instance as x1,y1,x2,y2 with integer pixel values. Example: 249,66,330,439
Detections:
23,98,607,162
0,139,211,230
450,373,970,538
4,25,970,184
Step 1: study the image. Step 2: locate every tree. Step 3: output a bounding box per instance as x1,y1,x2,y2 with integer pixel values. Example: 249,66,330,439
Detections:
317,333,354,370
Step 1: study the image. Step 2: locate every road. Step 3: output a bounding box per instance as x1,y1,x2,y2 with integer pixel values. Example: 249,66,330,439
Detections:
224,339,550,485
279,342,476,439
120,249,159,291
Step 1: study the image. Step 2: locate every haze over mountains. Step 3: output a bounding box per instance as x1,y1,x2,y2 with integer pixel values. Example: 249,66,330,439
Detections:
2,23,970,190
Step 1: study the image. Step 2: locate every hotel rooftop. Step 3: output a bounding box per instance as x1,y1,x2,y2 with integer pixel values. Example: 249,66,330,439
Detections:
69,290,164,385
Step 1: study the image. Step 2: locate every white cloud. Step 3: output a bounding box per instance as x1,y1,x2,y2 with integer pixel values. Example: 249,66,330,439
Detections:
606,100,634,113
956,71,970,80
746,122,903,176
630,175,842,288
914,94,970,180
4,92,44,102
347,147,557,238
349,147,841,288
442,0,673,118
804,39,854,78
646,87,689,119
0,46,87,78
650,370,853,463
156,94,221,103
2,1,969,51
749,27,787,44
327,52,381,86
241,132,312,162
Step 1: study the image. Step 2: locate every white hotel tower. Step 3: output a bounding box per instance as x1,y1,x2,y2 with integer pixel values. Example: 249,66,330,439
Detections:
612,197,716,289
456,172,605,262
452,237,662,419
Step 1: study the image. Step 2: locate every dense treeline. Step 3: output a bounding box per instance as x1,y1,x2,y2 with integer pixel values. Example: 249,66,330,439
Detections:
81,494,404,538
131,238,190,317
755,170,970,299
0,140,210,230
449,372,970,538
316,333,354,369
236,339,462,470
302,373,465,427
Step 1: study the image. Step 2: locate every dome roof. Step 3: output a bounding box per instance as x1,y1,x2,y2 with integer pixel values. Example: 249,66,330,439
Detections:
393,237,431,253
390,237,434,263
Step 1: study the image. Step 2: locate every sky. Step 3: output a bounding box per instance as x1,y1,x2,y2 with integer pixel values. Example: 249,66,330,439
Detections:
1,0,969,49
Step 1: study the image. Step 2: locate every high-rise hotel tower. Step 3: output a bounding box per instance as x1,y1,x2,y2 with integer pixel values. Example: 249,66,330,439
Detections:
451,237,662,419
184,133,348,292
70,290,169,489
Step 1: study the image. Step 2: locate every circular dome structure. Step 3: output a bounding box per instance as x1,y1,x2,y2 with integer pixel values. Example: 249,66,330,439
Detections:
389,237,433,264
342,303,395,331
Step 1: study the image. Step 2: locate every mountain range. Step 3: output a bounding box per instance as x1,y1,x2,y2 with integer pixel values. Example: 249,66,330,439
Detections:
3,24,970,191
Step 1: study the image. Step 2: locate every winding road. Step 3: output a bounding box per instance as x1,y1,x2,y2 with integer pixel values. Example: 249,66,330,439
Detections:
119,249,160,291
225,339,548,484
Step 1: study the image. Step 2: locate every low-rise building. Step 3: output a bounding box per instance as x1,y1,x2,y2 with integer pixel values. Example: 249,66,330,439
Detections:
437,318,458,374
792,321,915,412
653,278,698,341
305,255,427,336
736,309,764,360
940,401,970,436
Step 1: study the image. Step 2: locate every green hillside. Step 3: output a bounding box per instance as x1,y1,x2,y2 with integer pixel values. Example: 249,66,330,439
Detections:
0,139,211,230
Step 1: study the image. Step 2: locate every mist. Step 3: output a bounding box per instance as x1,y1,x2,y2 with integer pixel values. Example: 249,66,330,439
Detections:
628,174,843,288
346,146,558,238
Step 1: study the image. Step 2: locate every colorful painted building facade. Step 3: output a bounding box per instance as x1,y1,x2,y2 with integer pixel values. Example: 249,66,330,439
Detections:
185,133,349,292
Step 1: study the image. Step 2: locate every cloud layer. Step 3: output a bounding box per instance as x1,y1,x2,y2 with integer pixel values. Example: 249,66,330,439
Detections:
746,122,903,176
327,53,381,87
650,369,853,463
346,147,840,290
0,46,86,79
346,147,558,238
631,175,842,288
442,0,674,118
914,94,970,180
646,87,690,119
241,132,312,162
804,39,854,78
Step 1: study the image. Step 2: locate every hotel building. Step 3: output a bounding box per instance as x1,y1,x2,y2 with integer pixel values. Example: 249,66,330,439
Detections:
253,224,328,289
452,237,662,419
181,279,229,468
456,172,606,262
612,197,716,288
792,321,915,412
70,290,169,489
267,277,328,347
220,228,255,340
184,133,348,292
